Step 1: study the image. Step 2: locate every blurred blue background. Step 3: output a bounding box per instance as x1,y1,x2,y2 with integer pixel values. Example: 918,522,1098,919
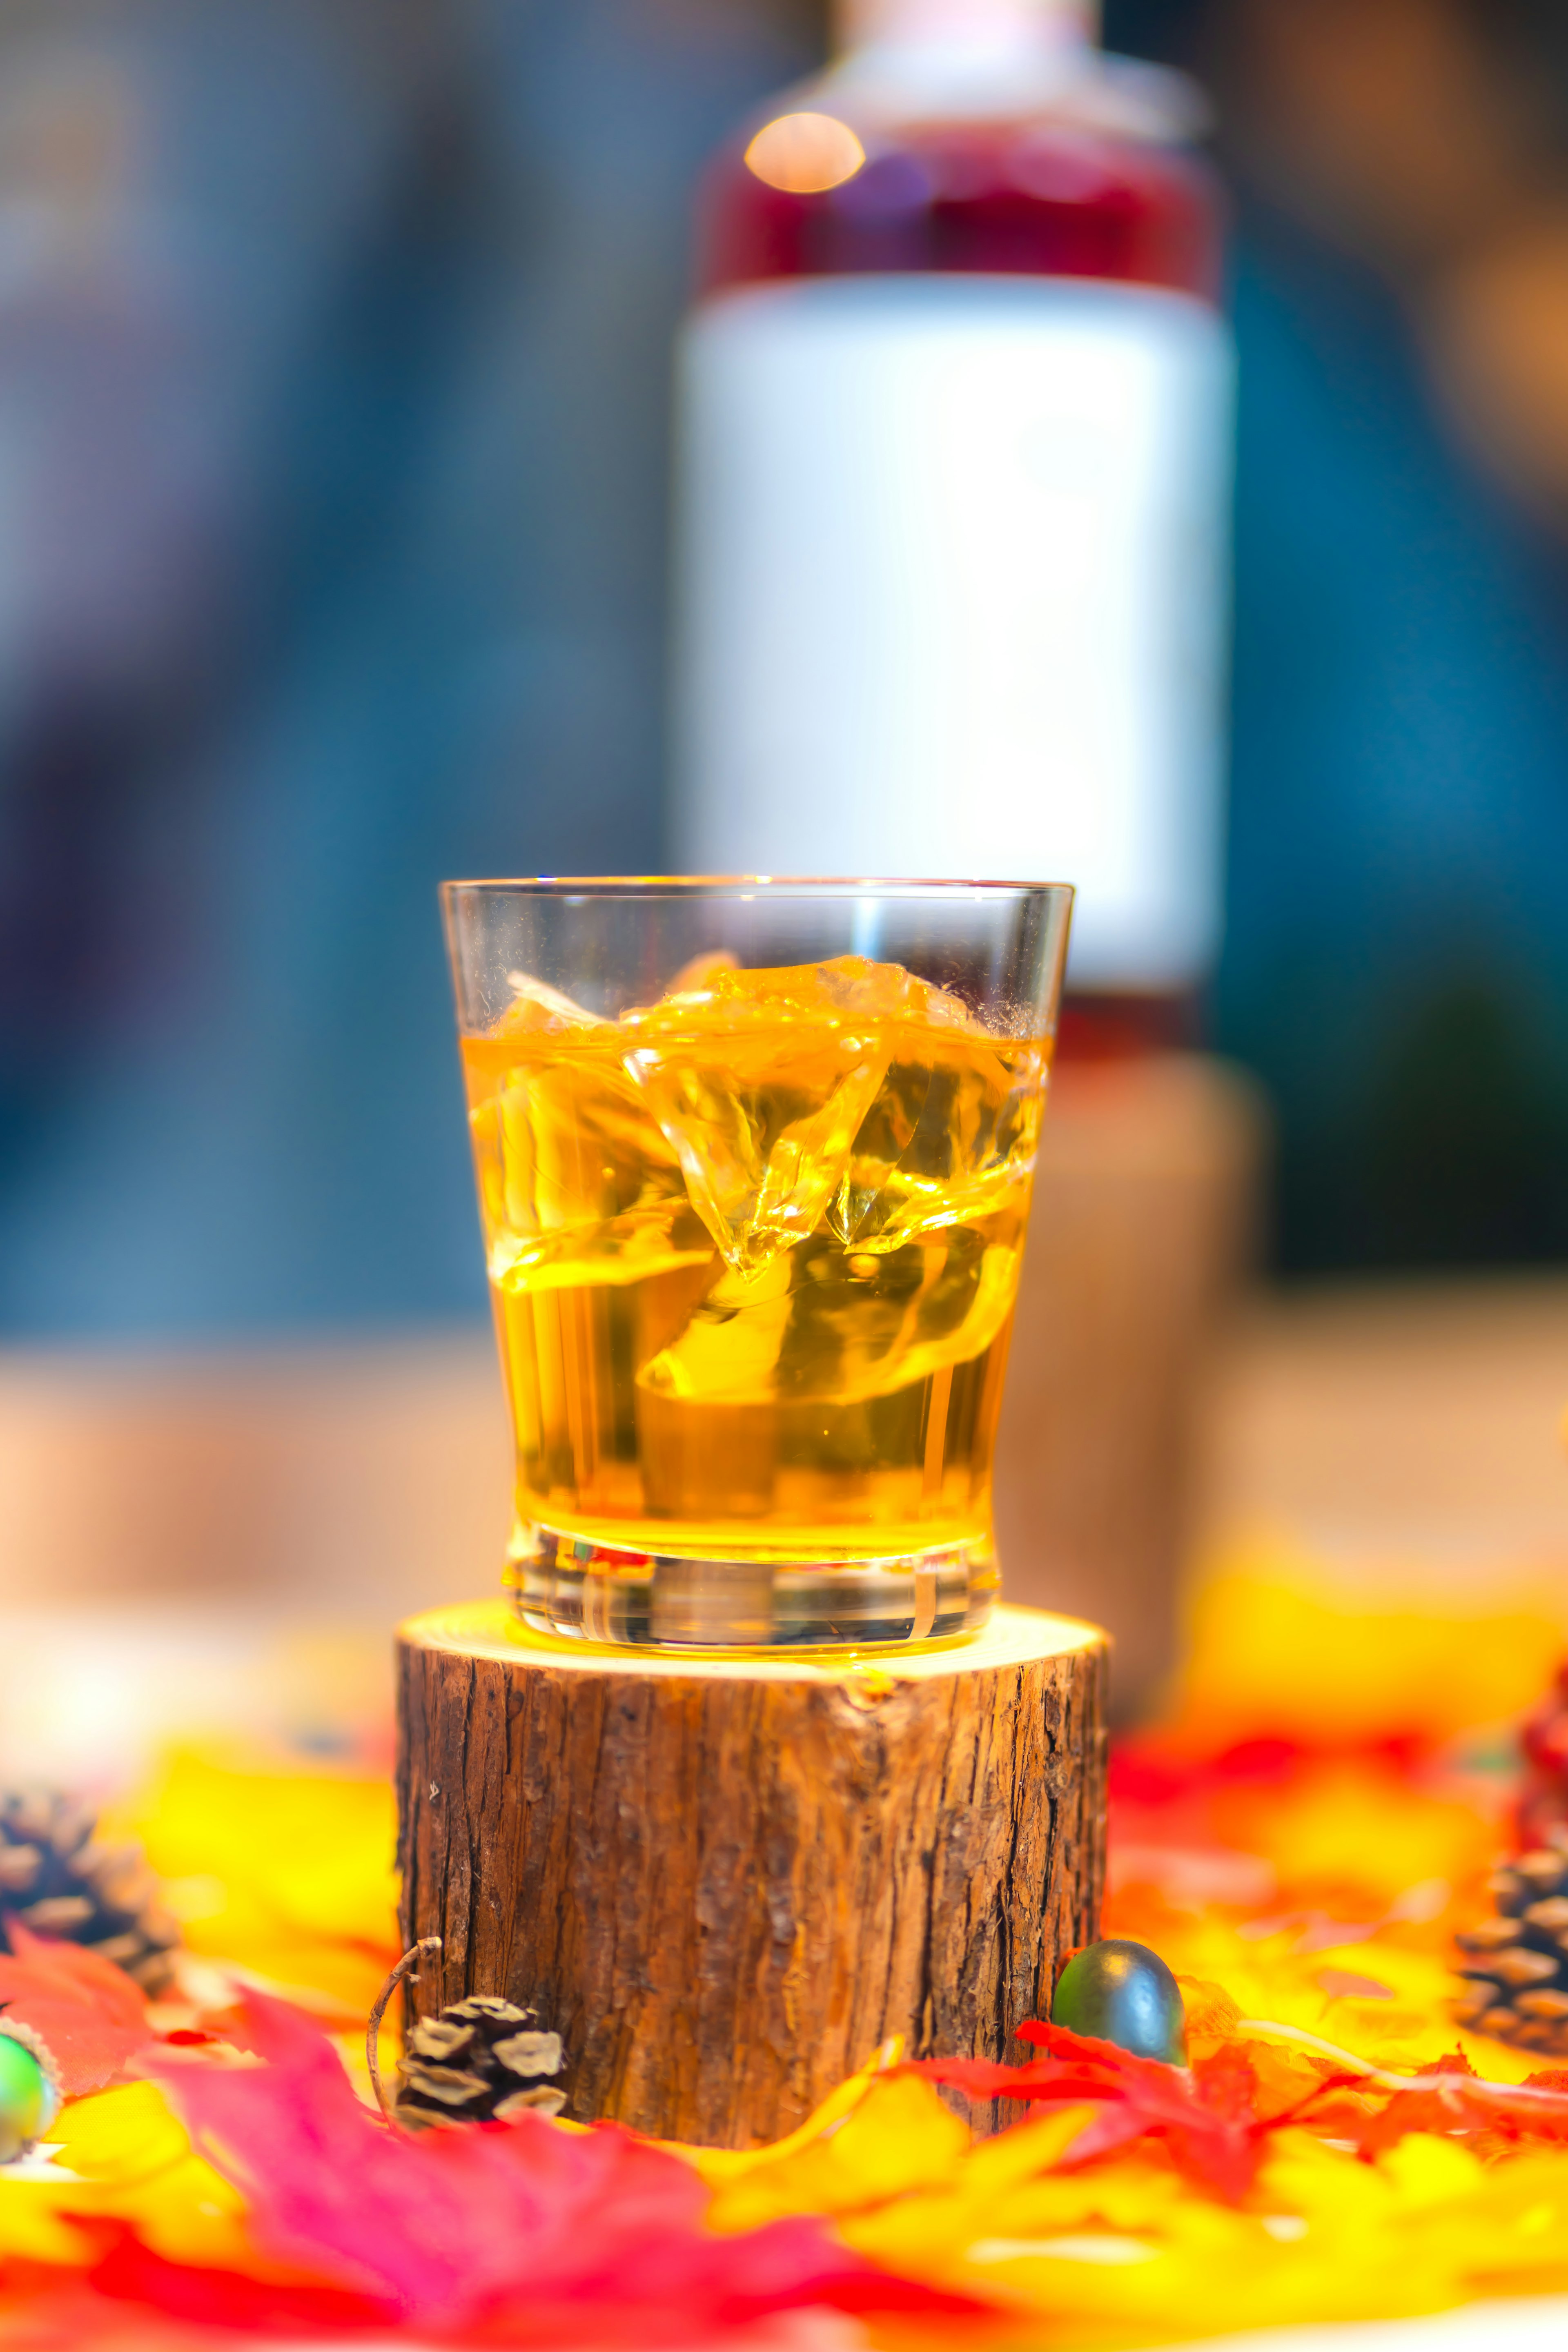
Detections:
3,0,1568,1336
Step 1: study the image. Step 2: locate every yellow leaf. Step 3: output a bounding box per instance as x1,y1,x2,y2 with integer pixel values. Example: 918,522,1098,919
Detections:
1173,1532,1568,1750
704,2073,969,2233
106,1745,400,2016
0,2085,250,2276
683,2038,901,2190
50,2083,190,2188
0,2184,95,2268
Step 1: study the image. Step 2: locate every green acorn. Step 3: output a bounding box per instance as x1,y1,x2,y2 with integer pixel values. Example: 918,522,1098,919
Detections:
1051,1938,1187,2064
0,2024,62,2165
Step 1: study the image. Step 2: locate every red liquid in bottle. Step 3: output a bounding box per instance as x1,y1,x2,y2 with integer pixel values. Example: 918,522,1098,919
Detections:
698,113,1221,306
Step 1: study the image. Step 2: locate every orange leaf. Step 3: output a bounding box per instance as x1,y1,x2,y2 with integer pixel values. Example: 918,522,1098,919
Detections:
0,1923,152,2096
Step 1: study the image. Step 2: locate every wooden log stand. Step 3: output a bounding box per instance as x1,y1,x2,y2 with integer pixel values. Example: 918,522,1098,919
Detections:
396,1600,1109,2149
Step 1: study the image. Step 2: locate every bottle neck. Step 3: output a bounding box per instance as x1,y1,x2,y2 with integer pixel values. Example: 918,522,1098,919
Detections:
832,0,1098,60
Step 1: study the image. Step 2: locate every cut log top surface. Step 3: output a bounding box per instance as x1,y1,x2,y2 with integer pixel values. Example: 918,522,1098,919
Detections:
398,1597,1105,1684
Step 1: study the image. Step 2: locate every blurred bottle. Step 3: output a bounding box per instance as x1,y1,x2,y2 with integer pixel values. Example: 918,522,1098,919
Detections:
670,0,1231,1042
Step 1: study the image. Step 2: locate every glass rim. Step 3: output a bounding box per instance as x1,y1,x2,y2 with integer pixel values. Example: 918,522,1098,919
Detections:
441,873,1074,901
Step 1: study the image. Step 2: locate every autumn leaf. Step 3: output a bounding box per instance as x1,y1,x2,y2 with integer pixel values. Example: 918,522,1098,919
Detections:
0,1924,153,2097
1290,2048,1568,2160
909,2020,1271,2202
134,1991,981,2340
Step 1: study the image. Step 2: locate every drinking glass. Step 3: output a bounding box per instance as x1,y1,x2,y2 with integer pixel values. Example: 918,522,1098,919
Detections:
442,877,1072,1650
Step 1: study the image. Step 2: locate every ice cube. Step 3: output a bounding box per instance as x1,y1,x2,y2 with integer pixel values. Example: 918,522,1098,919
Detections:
811,956,923,1020
827,1056,932,1248
488,1204,712,1293
637,1253,795,1403
637,1227,1024,1406
744,1052,888,1261
834,1041,1047,1255
471,1055,710,1294
621,954,972,1035
806,956,980,1031
501,971,606,1032
618,1055,764,1266
618,954,995,1274
823,1235,1018,1402
623,1042,886,1274
661,948,739,999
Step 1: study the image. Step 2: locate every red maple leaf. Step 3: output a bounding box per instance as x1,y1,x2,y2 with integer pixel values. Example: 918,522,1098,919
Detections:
911,2019,1269,2201
134,1991,982,2341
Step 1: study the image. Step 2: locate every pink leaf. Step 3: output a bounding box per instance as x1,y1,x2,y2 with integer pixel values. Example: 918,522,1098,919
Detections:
144,1992,980,2336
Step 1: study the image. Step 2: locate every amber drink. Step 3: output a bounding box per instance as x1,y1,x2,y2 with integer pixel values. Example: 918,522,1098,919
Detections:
444,882,1072,1649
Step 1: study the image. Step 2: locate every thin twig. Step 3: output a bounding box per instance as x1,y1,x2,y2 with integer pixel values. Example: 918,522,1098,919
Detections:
367,1937,442,2120
1237,2016,1568,2103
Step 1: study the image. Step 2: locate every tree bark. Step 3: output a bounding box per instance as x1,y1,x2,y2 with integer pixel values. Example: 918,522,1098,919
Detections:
396,1600,1108,2148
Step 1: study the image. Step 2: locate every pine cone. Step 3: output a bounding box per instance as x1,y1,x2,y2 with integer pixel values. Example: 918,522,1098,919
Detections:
0,1792,179,1995
395,1996,567,2129
1455,1835,1568,2051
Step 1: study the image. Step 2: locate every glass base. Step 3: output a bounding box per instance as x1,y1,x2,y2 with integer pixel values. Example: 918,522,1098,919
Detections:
506,1521,998,1650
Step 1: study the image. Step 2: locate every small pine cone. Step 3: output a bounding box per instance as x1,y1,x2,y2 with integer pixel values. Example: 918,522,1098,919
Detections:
394,1996,567,2130
0,1792,179,1995
1454,1843,1568,2052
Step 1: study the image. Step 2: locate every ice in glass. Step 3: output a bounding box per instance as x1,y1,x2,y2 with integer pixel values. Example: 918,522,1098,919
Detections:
445,880,1071,1647
462,952,1048,1566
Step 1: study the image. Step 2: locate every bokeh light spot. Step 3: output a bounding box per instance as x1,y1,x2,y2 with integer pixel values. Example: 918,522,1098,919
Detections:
744,112,865,196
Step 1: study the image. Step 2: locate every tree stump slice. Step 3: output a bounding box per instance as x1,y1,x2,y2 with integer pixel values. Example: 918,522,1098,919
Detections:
396,1599,1109,2148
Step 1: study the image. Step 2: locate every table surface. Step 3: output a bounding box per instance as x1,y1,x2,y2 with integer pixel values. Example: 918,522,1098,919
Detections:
1,1275,1565,1783
3,1273,1565,1609
1196,1276,1568,1572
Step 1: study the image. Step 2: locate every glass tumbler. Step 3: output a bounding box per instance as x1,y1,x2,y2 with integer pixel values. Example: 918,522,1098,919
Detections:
443,878,1072,1650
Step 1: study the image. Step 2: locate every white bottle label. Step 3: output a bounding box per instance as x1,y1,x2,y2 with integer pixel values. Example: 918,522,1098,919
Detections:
672,275,1233,989
835,0,1090,48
